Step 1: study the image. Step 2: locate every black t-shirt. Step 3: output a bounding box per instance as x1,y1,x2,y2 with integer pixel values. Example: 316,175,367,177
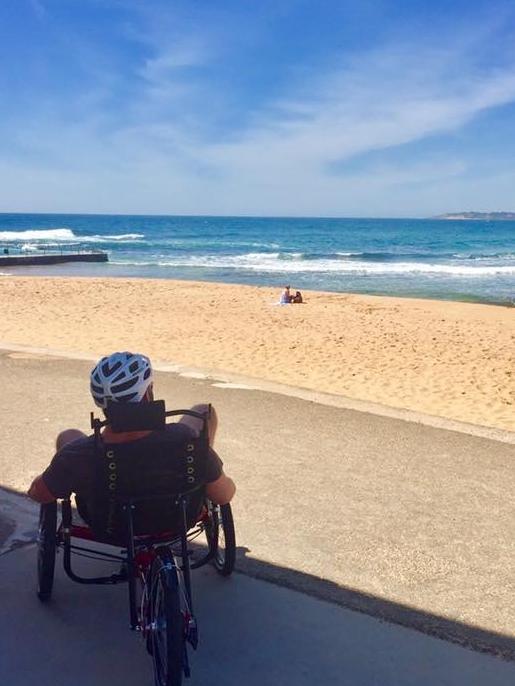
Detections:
42,423,223,501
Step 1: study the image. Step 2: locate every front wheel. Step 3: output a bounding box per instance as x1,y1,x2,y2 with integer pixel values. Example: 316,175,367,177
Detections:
37,502,57,601
205,501,236,576
150,551,185,686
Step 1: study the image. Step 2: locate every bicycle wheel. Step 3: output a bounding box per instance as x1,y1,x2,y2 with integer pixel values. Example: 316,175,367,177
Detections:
37,502,57,601
205,501,236,576
150,551,184,686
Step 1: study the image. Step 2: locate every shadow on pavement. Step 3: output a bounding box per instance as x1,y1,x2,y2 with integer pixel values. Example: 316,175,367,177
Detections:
1,542,515,686
235,546,515,662
1,482,514,664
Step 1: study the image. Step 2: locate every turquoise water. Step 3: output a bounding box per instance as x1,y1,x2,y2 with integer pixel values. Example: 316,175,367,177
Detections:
1,213,514,305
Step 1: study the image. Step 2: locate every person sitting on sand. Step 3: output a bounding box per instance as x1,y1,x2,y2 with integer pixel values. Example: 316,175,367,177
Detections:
28,352,236,514
292,290,303,304
280,285,292,304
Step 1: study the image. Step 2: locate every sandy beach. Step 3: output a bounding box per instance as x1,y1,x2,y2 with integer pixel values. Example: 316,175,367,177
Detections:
1,275,514,431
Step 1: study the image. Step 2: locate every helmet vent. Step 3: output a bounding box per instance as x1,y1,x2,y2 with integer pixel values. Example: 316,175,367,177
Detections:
102,360,122,377
112,377,139,393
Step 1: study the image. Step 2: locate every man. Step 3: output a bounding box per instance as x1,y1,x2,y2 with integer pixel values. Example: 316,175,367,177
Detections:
28,352,236,510
280,285,292,304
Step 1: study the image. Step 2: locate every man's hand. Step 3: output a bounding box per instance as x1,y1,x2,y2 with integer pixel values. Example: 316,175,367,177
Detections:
205,471,236,505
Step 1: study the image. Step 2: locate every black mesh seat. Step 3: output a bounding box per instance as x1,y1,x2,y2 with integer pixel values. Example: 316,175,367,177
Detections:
84,401,210,545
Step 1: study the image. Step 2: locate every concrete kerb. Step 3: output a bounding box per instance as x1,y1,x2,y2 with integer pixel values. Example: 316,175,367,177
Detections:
1,341,514,446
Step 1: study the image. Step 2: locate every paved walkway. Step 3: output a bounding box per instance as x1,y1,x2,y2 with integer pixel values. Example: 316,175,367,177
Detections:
0,350,514,660
1,544,514,686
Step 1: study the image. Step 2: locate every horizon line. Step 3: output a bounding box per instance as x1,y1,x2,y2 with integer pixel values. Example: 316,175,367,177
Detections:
1,210,510,221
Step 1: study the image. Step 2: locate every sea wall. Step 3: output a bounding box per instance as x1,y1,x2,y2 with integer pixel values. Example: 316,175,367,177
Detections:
0,252,108,266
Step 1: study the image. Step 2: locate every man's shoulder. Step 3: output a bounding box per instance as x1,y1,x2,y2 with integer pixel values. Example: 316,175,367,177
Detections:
56,435,95,459
162,423,196,441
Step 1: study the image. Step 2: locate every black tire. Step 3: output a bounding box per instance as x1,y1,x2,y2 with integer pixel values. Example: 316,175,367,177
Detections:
37,502,57,601
150,551,185,686
205,501,236,576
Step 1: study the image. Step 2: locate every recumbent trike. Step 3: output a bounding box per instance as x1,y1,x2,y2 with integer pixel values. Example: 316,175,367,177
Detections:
36,400,236,686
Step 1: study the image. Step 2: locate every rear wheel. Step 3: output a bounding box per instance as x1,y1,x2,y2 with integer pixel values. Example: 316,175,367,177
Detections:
205,501,236,576
150,551,185,686
37,502,57,601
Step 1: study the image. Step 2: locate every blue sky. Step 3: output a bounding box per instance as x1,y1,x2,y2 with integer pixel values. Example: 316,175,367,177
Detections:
1,0,515,216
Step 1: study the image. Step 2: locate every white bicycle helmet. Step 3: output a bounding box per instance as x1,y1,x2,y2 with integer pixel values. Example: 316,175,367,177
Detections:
90,352,153,408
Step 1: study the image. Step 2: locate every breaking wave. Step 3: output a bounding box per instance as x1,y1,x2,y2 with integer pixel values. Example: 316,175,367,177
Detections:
111,251,515,277
0,228,144,243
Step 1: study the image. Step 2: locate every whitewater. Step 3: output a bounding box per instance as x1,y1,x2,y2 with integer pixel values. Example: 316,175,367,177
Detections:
0,213,514,304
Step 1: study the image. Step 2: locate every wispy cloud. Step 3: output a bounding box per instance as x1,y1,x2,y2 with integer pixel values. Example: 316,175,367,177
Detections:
140,42,208,81
3,4,515,215
202,43,515,176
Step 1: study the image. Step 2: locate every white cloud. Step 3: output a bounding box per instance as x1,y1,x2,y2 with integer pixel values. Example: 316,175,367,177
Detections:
201,49,515,177
140,43,208,83
4,17,515,215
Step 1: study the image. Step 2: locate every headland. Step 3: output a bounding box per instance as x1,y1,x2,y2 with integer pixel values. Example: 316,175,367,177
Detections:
434,211,515,220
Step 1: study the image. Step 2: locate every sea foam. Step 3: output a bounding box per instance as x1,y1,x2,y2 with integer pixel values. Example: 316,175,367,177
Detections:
0,228,144,243
0,228,76,241
111,251,515,276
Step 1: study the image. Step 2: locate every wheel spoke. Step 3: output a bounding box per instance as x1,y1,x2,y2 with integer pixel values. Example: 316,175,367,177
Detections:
210,502,236,576
151,553,185,686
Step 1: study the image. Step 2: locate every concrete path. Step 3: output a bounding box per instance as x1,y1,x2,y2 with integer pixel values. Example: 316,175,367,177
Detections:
1,544,514,686
0,350,514,660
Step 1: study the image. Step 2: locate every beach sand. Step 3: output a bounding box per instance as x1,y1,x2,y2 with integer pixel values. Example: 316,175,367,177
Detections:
1,275,514,431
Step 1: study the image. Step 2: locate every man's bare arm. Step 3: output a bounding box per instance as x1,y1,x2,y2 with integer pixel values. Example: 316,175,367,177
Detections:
205,472,236,505
28,476,56,504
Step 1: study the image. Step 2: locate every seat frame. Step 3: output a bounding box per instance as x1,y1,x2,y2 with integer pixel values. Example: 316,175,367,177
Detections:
57,404,216,632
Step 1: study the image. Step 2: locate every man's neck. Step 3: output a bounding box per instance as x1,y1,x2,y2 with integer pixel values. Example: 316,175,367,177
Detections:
101,426,153,444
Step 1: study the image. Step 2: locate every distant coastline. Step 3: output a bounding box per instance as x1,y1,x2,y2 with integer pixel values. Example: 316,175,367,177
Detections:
434,211,515,220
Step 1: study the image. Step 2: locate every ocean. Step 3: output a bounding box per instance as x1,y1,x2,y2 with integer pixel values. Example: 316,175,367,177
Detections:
1,213,514,305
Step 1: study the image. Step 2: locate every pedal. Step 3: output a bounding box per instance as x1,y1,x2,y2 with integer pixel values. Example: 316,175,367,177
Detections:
116,563,128,581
